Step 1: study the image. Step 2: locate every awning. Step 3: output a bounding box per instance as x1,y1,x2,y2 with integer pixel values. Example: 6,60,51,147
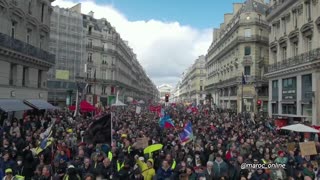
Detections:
24,99,57,110
0,99,32,112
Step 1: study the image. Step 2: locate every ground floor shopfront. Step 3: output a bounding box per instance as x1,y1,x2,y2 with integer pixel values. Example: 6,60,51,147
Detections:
207,82,268,114
268,71,320,125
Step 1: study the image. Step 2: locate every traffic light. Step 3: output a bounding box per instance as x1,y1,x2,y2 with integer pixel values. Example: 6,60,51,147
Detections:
257,100,261,110
165,94,169,102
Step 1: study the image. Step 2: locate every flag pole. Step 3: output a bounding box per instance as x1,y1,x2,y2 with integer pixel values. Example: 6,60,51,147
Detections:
241,79,244,115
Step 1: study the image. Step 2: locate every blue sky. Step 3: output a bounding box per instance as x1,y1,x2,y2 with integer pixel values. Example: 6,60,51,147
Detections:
96,0,245,29
54,0,246,86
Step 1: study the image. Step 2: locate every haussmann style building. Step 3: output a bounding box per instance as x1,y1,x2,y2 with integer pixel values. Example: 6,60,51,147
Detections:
0,0,56,113
48,4,158,107
205,0,270,114
265,0,320,124
179,55,206,105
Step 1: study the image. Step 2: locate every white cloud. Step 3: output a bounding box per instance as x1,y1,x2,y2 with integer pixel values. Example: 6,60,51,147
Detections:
52,0,212,86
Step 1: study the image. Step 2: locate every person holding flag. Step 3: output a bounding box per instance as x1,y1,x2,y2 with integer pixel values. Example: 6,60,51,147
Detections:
179,122,193,146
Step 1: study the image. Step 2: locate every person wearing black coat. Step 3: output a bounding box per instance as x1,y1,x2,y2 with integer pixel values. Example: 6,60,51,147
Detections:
98,157,113,179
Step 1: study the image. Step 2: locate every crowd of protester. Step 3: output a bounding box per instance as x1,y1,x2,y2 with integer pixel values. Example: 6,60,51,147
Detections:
0,103,320,180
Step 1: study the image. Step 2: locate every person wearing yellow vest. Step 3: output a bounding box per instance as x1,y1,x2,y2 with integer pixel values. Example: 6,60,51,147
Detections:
3,168,16,180
108,151,113,161
135,155,155,180
171,159,177,170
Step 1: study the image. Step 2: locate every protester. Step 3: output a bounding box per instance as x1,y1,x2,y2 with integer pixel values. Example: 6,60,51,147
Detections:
0,103,320,180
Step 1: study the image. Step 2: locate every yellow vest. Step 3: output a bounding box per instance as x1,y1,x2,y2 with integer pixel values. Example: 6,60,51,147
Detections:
108,151,113,161
171,160,176,170
117,161,124,172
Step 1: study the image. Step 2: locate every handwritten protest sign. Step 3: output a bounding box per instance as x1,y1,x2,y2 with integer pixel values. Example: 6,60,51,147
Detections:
299,141,317,156
135,137,149,149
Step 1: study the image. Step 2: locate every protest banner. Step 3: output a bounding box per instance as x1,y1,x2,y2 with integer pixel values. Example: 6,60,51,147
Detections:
299,141,317,156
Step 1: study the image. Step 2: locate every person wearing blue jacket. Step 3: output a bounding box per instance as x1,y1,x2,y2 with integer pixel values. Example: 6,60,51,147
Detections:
156,160,173,180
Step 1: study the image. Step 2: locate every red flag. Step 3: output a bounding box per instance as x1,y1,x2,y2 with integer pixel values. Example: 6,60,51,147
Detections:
164,122,175,129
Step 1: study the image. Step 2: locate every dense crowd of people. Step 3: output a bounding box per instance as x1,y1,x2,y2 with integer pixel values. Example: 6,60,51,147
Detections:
0,103,320,180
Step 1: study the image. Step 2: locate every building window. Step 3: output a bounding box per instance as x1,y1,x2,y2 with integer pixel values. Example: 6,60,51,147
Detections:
305,2,311,21
272,25,276,39
244,28,251,37
293,11,298,28
306,37,312,52
293,42,298,56
28,0,32,14
88,39,92,47
26,29,32,44
282,47,287,60
40,35,44,49
88,26,92,35
88,53,92,62
259,47,263,57
112,57,115,65
9,64,16,85
101,70,107,80
87,85,92,94
244,66,251,75
102,56,107,64
272,103,278,114
283,77,296,89
11,21,16,38
200,86,203,91
102,86,106,95
302,74,312,100
38,70,42,88
244,46,251,55
282,104,297,115
282,18,286,35
272,80,279,100
41,3,45,22
259,28,262,37
22,67,29,86
87,68,92,78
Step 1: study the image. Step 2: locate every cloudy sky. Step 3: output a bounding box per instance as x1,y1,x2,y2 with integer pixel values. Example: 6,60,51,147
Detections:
53,0,244,87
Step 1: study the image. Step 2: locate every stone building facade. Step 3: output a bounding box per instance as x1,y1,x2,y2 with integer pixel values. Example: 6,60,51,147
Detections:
265,0,320,124
205,0,270,113
0,0,55,100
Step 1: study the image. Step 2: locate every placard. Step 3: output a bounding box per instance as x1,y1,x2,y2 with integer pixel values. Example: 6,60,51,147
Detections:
287,142,296,152
299,141,317,156
136,106,141,114
135,137,149,149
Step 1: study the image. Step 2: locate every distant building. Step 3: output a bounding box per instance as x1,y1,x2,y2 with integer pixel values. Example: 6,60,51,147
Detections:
179,55,206,105
157,84,173,100
265,0,320,124
48,4,158,107
48,4,85,106
205,0,270,113
0,0,55,100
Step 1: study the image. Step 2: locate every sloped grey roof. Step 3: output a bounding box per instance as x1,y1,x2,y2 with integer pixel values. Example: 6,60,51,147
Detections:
242,0,268,14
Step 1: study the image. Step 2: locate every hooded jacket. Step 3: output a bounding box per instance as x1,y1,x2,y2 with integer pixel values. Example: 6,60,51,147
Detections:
136,159,155,180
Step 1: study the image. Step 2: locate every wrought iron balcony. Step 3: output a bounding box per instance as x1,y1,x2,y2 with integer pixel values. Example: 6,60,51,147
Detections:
266,0,297,21
267,48,320,73
0,32,55,64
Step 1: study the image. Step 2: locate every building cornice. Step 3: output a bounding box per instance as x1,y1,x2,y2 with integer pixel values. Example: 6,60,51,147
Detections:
206,35,269,65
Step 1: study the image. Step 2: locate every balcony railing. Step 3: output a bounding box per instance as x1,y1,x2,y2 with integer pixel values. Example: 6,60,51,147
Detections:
266,0,297,19
0,32,55,64
267,48,320,73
